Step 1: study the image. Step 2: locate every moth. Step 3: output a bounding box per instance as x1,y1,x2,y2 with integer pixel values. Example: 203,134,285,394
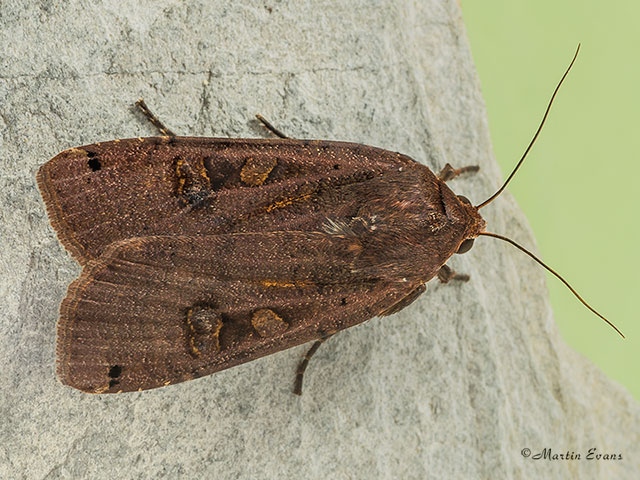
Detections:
37,46,621,395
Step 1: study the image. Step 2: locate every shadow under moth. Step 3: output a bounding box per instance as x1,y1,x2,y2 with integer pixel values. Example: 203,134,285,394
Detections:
37,46,622,395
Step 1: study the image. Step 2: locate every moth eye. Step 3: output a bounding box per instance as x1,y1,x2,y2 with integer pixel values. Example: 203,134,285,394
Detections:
457,195,471,205
456,238,474,254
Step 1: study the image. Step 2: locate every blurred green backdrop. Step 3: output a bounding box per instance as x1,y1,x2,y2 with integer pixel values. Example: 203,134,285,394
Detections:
461,1,639,400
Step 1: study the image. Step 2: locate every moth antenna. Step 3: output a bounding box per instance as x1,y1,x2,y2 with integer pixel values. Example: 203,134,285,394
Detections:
476,44,580,210
478,232,624,338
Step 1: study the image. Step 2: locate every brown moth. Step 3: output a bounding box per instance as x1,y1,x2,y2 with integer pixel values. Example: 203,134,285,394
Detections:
37,46,621,395
39,135,484,394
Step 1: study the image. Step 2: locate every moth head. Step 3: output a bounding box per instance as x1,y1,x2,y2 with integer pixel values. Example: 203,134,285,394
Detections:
452,194,485,255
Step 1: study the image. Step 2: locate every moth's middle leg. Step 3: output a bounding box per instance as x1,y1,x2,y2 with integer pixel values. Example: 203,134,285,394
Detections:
293,333,334,396
379,284,427,317
255,114,289,139
438,163,479,182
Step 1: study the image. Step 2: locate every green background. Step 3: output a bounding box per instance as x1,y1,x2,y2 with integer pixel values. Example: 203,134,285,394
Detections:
461,1,638,400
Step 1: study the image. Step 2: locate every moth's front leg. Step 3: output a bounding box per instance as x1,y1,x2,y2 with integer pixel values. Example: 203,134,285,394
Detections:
437,264,470,283
438,163,479,182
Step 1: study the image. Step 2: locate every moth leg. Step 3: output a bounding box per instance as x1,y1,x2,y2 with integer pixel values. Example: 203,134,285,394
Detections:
437,264,470,283
438,163,479,182
380,284,427,316
255,114,289,138
134,99,176,137
293,334,334,396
